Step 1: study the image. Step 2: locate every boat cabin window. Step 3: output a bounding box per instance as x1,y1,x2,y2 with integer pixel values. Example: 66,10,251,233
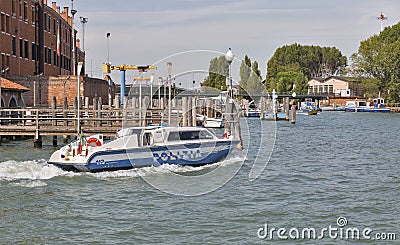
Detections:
143,132,152,146
167,130,213,141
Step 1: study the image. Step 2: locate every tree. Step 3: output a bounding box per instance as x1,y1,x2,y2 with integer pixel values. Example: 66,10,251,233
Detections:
202,56,229,90
275,71,308,94
246,61,264,94
350,21,400,102
239,55,252,94
265,44,347,92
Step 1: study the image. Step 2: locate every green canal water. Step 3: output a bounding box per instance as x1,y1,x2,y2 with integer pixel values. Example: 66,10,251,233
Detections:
0,112,399,244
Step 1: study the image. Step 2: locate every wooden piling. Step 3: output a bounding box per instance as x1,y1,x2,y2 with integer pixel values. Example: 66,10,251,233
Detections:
182,97,188,126
291,104,296,124
260,97,265,119
285,97,290,120
192,97,197,127
34,109,42,148
233,102,243,149
187,97,192,126
206,98,212,118
98,97,103,127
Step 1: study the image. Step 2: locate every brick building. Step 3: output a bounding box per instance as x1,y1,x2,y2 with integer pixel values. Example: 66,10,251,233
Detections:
5,75,115,107
0,77,29,108
0,0,84,76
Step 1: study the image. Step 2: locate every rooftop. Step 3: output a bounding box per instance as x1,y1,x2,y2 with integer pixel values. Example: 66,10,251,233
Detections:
0,77,30,92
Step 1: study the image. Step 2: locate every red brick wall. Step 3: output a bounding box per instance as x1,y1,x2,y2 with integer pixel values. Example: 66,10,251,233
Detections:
6,75,114,107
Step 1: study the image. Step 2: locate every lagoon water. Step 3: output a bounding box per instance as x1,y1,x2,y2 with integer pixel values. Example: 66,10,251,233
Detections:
0,112,399,244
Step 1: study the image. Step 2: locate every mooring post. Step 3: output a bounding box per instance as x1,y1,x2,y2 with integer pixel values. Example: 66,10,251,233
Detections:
51,94,58,146
285,97,290,121
34,110,42,148
182,97,188,126
233,102,243,150
91,97,97,127
291,104,296,124
98,97,103,127
188,97,193,126
192,97,197,127
260,97,265,119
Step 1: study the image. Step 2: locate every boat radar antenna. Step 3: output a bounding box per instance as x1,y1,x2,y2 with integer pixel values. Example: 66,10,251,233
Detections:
377,12,388,32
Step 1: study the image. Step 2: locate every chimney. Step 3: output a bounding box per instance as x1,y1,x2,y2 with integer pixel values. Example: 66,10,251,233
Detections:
63,7,69,15
52,2,56,10
43,0,48,5
56,6,60,14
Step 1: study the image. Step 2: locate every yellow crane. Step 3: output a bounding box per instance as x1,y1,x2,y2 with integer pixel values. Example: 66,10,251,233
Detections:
102,63,156,105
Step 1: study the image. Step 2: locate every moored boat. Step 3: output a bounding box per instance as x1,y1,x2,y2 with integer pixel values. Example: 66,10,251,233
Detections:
48,126,237,172
308,108,319,115
203,117,225,128
345,98,390,113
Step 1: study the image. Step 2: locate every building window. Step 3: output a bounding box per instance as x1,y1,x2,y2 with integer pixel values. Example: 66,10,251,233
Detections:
6,55,10,69
53,51,57,66
43,13,46,32
23,2,28,22
12,37,17,56
1,54,5,71
24,40,29,59
53,19,56,35
12,0,17,17
0,13,4,32
32,43,36,61
19,38,23,58
31,6,35,25
48,48,52,65
19,0,22,20
6,15,10,33
47,15,51,32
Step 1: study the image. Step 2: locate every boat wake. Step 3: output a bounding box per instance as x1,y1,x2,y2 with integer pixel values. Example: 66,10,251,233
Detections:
0,159,71,187
0,153,245,186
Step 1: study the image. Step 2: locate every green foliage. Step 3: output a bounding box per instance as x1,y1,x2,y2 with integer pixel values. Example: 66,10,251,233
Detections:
246,61,264,94
275,71,308,94
202,56,229,90
239,55,252,94
350,21,400,102
265,43,347,93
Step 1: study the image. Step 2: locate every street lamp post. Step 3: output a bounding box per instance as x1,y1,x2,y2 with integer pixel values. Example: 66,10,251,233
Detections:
80,16,88,75
225,48,234,138
70,0,77,75
225,48,234,98
106,32,111,64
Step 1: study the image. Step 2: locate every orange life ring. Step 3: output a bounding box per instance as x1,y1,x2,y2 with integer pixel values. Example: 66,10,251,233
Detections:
87,137,102,147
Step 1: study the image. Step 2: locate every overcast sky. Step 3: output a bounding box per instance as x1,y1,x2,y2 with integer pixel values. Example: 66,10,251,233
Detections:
54,0,399,87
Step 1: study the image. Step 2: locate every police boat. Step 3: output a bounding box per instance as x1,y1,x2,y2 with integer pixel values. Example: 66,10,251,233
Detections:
48,126,237,172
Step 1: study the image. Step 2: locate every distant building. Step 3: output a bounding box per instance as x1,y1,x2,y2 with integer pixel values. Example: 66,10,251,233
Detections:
308,76,364,97
5,75,115,107
0,77,29,108
0,0,84,76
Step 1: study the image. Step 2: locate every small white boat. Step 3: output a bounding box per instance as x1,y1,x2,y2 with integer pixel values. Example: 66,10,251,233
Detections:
203,117,224,128
345,98,390,113
48,126,237,172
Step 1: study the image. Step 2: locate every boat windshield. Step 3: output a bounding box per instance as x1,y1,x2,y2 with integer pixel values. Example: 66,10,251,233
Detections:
167,130,214,141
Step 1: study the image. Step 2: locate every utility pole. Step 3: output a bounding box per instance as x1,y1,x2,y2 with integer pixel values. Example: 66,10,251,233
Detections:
80,16,88,75
70,0,77,75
